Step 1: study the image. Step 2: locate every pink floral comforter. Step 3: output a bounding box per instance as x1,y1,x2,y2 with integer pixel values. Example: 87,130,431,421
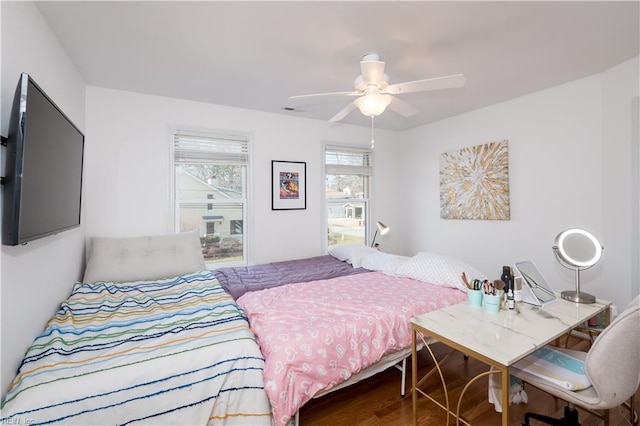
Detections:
236,271,466,425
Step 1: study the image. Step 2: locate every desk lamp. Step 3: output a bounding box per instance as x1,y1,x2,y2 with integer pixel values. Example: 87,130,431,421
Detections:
370,221,390,247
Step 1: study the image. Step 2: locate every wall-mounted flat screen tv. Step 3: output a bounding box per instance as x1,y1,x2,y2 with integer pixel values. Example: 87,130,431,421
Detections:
2,73,85,246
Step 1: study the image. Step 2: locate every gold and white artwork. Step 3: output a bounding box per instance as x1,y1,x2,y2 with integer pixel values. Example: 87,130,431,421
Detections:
440,140,510,220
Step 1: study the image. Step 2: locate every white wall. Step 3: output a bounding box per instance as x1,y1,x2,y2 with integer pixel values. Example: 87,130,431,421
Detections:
0,2,86,394
403,57,639,311
84,87,404,265
601,58,640,310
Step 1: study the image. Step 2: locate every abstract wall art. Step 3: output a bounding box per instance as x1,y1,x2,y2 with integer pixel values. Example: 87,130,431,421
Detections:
439,140,510,220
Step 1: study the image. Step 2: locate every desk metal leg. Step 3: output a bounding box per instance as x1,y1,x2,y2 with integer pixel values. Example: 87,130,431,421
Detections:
413,333,470,426
411,327,510,425
456,370,499,425
412,327,417,426
500,365,509,425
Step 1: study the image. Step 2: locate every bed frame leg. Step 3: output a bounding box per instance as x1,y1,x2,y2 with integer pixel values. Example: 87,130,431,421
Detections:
400,357,407,397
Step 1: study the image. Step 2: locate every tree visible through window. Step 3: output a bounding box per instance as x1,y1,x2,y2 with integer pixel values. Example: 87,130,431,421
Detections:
173,130,249,267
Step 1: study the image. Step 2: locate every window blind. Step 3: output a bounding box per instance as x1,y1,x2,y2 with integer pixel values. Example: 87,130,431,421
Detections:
174,130,249,165
325,145,372,175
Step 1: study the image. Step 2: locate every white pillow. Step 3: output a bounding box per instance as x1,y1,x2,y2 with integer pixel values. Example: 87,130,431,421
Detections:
395,252,487,290
328,244,378,268
360,252,410,276
83,230,206,283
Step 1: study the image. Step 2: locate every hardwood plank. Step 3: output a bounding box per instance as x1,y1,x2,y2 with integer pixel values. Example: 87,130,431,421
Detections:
300,336,639,425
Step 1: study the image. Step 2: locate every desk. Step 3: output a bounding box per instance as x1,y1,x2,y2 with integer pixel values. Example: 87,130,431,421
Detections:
411,298,611,425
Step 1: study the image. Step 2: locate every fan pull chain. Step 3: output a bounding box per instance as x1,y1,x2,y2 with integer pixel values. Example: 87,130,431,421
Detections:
371,115,375,149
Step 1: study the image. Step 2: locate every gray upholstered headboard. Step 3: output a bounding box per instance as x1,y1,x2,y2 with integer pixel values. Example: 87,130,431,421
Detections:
83,230,206,283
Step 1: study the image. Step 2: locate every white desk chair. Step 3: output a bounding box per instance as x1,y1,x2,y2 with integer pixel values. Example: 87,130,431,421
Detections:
511,295,640,426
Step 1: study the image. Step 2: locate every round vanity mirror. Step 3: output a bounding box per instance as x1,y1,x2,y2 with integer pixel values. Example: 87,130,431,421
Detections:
552,228,603,304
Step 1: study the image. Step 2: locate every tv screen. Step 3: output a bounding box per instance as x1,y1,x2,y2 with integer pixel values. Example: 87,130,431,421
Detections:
2,73,85,246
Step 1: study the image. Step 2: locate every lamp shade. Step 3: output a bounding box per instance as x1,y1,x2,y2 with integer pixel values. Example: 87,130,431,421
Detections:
377,221,389,235
355,93,392,117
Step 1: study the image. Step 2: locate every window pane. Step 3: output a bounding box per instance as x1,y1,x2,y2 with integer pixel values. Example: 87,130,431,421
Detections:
327,200,366,248
326,174,368,249
179,203,244,265
326,174,365,195
176,164,244,200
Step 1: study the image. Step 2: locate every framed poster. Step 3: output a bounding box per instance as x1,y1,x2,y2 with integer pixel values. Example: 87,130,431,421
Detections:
272,160,306,210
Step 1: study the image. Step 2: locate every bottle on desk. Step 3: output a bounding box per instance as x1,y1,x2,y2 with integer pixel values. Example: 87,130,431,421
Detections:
514,277,523,303
506,288,515,310
501,266,516,310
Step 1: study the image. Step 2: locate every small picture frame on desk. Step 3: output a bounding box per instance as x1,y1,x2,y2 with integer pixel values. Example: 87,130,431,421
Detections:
272,160,306,210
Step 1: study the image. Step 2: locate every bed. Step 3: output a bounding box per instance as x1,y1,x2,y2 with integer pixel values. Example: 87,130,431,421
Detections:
0,231,272,425
234,247,487,426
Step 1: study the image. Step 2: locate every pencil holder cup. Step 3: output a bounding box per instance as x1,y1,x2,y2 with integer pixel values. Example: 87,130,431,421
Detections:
484,294,501,313
467,289,483,307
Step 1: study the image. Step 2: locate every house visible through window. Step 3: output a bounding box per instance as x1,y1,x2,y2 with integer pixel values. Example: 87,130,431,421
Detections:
173,130,249,267
325,145,372,250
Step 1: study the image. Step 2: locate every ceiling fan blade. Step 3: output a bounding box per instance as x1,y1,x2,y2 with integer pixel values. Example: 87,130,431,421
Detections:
385,73,466,95
289,90,359,101
329,101,357,123
360,60,385,85
388,96,418,117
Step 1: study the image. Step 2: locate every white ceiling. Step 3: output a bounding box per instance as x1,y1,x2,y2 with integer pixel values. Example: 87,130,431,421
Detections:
36,1,639,131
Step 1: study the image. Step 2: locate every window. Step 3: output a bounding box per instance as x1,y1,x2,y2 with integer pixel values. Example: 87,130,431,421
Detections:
325,145,372,250
230,220,243,235
173,129,249,267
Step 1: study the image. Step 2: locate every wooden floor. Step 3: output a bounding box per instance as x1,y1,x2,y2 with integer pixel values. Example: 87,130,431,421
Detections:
299,335,639,425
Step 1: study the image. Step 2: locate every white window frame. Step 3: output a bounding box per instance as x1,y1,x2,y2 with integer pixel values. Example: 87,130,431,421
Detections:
323,143,374,252
171,128,252,268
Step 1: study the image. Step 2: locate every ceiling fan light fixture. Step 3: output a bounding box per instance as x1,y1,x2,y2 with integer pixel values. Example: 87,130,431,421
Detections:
289,54,465,123
355,92,392,117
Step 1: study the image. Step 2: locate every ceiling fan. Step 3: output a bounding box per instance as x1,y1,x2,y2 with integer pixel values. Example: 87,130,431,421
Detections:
289,53,466,123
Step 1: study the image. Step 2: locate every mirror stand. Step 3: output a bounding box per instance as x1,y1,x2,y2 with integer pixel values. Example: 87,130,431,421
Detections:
560,269,596,303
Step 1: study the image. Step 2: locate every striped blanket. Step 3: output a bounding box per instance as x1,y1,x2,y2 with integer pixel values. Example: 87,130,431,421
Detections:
0,271,273,425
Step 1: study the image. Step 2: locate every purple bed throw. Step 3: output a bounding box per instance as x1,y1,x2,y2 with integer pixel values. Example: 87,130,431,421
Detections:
213,255,368,299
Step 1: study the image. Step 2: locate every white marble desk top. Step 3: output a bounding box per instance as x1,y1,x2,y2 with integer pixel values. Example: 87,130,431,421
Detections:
412,297,610,366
